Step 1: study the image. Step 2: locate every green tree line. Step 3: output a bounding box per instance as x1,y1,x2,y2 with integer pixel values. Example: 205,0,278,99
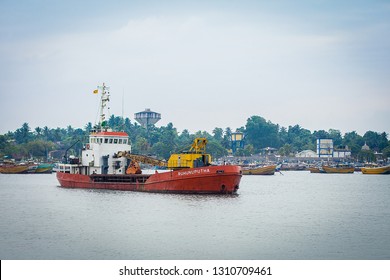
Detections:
1,115,389,162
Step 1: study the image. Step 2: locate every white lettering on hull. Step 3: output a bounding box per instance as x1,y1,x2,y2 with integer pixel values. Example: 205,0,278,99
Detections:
177,168,210,176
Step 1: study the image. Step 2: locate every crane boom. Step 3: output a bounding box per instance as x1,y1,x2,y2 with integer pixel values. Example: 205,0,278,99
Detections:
115,152,167,167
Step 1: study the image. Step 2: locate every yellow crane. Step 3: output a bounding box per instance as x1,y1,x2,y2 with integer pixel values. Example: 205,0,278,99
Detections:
167,138,211,169
115,138,211,173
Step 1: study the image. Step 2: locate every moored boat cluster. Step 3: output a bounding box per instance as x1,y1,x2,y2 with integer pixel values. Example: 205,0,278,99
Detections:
0,161,53,174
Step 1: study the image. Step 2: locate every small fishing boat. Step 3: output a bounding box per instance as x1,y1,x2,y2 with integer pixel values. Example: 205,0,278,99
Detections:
308,167,324,173
0,163,54,174
34,163,54,173
243,165,276,175
322,165,354,174
0,164,31,174
361,165,390,175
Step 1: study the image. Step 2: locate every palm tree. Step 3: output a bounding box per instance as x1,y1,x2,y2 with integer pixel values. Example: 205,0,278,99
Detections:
35,127,42,138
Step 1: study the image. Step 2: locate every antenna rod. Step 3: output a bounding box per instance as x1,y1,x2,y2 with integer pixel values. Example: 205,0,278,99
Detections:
97,83,110,129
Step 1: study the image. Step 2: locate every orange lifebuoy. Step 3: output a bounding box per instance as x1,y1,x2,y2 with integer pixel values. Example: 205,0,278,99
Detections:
86,144,90,149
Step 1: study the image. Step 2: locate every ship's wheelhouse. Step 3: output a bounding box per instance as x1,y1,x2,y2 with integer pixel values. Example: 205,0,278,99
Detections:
89,136,129,145
81,131,132,175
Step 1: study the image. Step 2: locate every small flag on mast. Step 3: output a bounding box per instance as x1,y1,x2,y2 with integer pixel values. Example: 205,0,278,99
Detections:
93,89,98,94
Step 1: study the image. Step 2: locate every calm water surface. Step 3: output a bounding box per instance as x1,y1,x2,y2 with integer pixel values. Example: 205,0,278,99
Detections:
0,172,389,260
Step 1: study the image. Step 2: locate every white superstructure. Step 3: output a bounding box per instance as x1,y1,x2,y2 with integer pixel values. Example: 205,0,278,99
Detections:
82,131,131,175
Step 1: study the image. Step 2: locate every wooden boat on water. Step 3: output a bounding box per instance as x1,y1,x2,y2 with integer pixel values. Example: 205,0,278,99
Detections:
0,164,31,174
0,163,53,174
308,167,324,173
243,165,276,175
361,165,390,175
33,163,54,173
322,165,354,174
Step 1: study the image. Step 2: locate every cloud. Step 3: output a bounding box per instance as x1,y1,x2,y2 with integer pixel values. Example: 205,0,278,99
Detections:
0,6,389,135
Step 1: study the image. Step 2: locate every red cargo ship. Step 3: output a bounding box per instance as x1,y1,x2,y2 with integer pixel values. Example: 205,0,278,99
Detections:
57,165,241,194
56,83,242,194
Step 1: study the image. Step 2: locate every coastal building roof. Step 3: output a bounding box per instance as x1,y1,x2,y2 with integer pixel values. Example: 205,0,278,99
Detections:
296,150,317,158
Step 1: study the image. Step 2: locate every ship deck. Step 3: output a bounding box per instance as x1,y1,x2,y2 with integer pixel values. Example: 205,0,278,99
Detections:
90,174,152,183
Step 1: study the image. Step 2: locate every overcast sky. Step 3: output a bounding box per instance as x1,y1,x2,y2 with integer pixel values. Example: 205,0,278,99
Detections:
1,0,389,136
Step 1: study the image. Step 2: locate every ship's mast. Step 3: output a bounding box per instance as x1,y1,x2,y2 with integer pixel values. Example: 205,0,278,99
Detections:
96,83,110,130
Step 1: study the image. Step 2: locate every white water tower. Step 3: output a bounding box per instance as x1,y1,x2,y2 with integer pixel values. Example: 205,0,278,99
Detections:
134,108,161,128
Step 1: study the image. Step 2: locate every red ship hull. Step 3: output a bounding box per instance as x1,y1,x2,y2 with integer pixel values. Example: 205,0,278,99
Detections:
56,165,242,194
